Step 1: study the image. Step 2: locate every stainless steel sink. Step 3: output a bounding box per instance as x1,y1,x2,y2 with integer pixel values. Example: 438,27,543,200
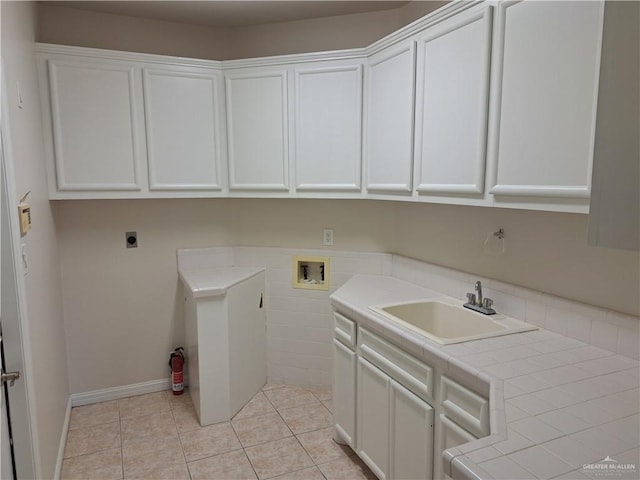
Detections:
369,299,537,345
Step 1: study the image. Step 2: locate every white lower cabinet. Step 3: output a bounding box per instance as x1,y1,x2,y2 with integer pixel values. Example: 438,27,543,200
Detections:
333,315,490,480
353,328,435,480
333,339,356,447
433,414,477,480
358,356,435,480
389,380,434,480
357,356,391,479
434,375,489,479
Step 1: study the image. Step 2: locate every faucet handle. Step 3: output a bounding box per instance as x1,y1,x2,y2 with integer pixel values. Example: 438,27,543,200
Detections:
466,293,476,305
483,298,493,309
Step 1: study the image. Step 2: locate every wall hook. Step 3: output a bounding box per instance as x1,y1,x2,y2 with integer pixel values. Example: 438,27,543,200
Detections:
493,228,505,239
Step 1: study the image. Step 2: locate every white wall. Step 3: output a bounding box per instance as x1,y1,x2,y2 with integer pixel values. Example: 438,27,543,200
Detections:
1,1,69,477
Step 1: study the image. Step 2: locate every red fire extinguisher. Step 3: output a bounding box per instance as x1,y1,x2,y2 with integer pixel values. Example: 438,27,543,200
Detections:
169,347,185,396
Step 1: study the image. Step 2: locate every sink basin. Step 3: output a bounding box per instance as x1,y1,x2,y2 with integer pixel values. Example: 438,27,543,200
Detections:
369,299,537,345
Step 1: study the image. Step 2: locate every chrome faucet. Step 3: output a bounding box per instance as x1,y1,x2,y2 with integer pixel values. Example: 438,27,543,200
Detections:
463,281,496,315
474,281,483,305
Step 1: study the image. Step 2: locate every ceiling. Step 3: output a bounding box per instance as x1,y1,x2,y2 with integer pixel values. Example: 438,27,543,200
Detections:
43,1,414,28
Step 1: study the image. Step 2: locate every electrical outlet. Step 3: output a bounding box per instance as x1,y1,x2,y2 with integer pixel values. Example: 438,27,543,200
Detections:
323,229,334,246
126,231,138,248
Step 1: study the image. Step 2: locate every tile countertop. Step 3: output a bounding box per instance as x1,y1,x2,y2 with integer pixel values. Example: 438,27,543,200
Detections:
329,274,640,480
179,266,265,298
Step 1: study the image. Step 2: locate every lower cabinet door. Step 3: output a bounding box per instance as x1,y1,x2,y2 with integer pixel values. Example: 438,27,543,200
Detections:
390,380,434,480
434,414,477,480
333,339,356,447
357,356,391,480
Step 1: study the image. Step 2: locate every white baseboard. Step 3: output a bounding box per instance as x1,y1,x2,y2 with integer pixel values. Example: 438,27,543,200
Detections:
54,397,72,480
70,378,171,407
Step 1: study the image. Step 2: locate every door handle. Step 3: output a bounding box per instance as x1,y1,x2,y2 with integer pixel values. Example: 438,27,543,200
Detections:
1,371,20,387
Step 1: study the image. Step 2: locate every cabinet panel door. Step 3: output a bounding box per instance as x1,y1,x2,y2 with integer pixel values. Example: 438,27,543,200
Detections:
389,380,434,480
332,339,356,447
489,0,604,198
295,65,362,191
357,357,389,480
414,6,493,195
47,59,144,191
434,414,476,480
143,67,223,190
366,42,415,193
225,70,289,191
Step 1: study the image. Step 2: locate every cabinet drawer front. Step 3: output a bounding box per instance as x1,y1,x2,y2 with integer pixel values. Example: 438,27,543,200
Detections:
358,327,433,401
440,376,489,438
333,312,356,349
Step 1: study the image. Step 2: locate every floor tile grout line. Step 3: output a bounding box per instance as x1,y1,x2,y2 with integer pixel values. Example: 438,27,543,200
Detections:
64,385,369,480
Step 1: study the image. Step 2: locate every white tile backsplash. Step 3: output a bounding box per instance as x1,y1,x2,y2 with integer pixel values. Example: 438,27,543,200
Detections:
590,320,619,353
545,307,570,336
177,247,639,389
617,327,640,360
566,314,593,344
525,299,547,327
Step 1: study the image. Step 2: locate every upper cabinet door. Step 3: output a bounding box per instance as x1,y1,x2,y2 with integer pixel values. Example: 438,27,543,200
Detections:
294,63,363,191
225,69,289,191
414,6,493,195
366,42,416,194
488,0,604,199
143,67,224,191
46,58,145,191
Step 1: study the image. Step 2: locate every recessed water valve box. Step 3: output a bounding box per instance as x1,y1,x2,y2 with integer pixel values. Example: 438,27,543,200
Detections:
292,256,329,290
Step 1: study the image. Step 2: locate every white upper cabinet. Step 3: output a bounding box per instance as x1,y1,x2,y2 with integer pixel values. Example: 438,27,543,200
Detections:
414,6,493,196
365,42,416,194
487,0,604,206
43,57,146,193
294,61,363,191
36,0,607,212
225,68,290,191
143,66,224,191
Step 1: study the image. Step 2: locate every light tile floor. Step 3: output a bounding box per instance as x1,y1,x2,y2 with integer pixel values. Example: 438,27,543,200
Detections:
61,384,375,480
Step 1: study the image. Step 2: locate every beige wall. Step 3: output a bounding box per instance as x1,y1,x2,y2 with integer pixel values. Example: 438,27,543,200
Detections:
228,9,401,59
53,199,395,393
1,1,69,477
393,202,640,316
37,3,230,60
37,1,445,60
